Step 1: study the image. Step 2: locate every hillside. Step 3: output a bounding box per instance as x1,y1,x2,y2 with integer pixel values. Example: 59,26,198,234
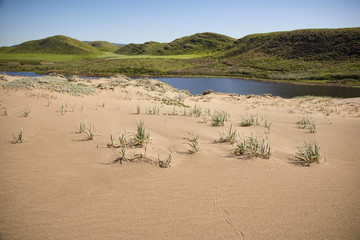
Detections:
115,32,236,56
9,35,101,55
220,28,360,61
86,41,119,52
158,32,236,55
115,41,166,55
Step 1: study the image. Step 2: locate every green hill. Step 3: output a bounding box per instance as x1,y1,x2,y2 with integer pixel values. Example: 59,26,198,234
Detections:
115,32,236,56
9,35,101,55
86,41,119,52
220,28,360,61
158,32,236,55
0,47,13,53
115,41,166,55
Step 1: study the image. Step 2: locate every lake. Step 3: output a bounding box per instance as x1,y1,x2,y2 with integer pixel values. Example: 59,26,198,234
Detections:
156,77,360,98
1,72,359,98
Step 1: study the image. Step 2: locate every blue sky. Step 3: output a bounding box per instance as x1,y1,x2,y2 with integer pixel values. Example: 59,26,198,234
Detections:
0,0,359,46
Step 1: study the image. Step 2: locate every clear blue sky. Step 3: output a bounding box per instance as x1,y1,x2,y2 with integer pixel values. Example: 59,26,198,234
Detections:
0,0,359,46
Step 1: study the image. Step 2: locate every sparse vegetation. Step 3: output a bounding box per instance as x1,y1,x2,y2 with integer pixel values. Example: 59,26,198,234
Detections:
215,124,238,144
240,115,260,127
77,122,86,133
295,141,321,166
211,111,229,126
85,124,97,140
133,121,150,147
158,151,172,168
187,132,199,153
234,134,273,159
22,106,31,117
11,129,24,144
297,116,317,133
136,105,141,114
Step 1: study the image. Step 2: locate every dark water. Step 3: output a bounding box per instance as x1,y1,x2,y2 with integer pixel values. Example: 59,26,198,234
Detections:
1,72,359,98
0,71,45,77
156,77,360,98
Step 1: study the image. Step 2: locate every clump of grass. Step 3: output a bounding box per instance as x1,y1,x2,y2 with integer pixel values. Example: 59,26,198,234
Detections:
240,115,259,127
215,124,238,144
259,138,272,159
118,132,127,147
297,116,317,133
158,151,172,168
85,124,97,140
295,141,321,166
211,111,229,126
308,121,317,133
11,129,24,144
191,105,202,117
247,134,260,157
234,134,273,159
234,138,247,155
4,108,7,116
107,133,116,148
60,104,67,115
22,106,31,117
77,122,86,134
133,121,150,147
187,132,199,153
264,119,272,134
113,146,127,164
146,106,160,115
136,105,141,114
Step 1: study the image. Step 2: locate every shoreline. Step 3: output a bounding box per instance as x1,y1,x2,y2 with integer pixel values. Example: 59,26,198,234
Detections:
2,70,360,88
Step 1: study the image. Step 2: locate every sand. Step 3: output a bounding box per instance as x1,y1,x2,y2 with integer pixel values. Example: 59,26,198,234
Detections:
0,74,359,240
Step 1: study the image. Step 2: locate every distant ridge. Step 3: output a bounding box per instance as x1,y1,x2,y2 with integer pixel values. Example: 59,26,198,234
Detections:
10,35,101,55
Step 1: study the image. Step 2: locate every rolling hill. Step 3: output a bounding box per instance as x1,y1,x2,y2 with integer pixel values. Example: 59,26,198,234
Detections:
158,32,236,55
115,41,166,55
219,28,360,61
86,41,119,52
9,35,101,55
115,32,236,55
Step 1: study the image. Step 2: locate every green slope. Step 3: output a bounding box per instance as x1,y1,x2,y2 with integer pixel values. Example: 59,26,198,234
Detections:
220,28,360,61
158,32,236,55
9,35,101,55
115,32,236,56
115,41,166,55
86,41,119,52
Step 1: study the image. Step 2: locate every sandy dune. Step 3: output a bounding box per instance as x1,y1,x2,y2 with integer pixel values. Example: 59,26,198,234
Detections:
0,74,359,239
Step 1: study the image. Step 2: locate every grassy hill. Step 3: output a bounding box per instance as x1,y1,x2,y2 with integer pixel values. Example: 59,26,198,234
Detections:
220,28,360,61
115,32,236,56
9,35,101,55
158,32,236,55
115,41,166,55
86,41,119,52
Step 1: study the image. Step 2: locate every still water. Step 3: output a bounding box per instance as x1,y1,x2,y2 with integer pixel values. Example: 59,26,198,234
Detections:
156,77,360,98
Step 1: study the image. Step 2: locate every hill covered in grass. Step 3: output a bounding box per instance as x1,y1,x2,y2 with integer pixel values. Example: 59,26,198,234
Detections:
9,35,101,55
116,32,236,56
86,41,119,52
115,41,166,55
219,28,360,61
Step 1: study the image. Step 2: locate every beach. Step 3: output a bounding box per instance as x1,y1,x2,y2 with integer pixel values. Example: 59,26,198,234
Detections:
0,74,359,239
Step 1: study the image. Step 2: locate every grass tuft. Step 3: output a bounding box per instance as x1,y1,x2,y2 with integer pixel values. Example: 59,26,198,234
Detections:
295,141,321,166
85,124,97,140
159,151,172,168
11,129,24,144
211,111,229,126
187,132,199,153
